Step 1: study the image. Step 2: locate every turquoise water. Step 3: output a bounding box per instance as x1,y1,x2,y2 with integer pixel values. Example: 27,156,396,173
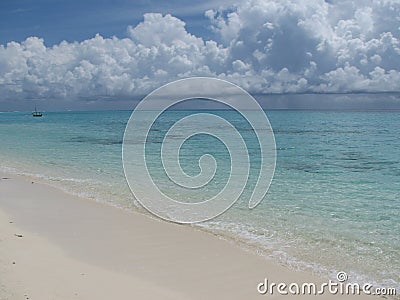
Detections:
0,110,399,290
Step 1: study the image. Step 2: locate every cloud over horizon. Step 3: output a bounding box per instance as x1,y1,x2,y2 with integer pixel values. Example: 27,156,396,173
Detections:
0,0,399,102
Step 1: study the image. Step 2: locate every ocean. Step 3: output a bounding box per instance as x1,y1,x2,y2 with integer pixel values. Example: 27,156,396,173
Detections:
0,109,399,290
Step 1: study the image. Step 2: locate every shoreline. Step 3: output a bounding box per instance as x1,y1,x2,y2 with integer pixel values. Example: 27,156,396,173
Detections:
0,170,382,299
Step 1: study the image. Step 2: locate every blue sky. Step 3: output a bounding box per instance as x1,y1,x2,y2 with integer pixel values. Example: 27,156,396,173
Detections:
0,0,400,110
0,0,219,45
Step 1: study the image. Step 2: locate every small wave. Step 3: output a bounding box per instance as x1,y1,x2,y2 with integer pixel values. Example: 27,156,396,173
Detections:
67,136,122,145
0,166,92,184
196,220,400,294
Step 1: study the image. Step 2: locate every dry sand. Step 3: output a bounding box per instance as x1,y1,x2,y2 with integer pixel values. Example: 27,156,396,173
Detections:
0,171,379,299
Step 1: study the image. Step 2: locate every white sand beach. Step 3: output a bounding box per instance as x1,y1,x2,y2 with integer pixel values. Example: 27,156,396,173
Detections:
0,171,381,299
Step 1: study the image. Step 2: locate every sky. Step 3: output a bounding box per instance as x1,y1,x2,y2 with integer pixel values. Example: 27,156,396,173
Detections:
0,0,400,111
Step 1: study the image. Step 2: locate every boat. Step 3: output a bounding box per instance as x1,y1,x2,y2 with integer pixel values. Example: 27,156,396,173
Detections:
32,106,43,117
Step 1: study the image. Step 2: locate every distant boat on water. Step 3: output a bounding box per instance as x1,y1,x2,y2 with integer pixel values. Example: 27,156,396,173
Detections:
32,106,43,117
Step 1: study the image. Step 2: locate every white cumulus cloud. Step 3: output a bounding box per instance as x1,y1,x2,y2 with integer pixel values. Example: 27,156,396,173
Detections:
0,0,399,102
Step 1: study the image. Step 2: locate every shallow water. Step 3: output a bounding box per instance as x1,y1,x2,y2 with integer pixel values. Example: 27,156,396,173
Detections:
0,109,399,290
